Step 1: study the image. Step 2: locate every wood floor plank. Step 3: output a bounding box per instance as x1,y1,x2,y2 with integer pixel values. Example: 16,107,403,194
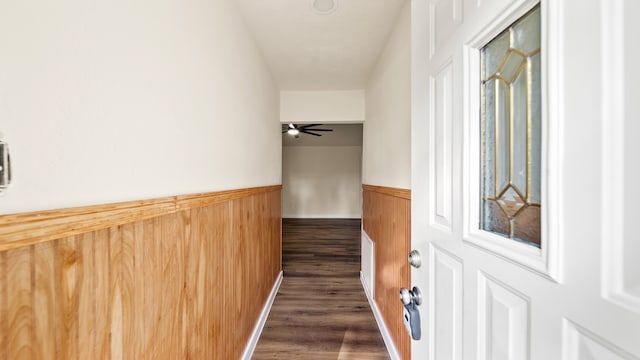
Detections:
253,219,389,359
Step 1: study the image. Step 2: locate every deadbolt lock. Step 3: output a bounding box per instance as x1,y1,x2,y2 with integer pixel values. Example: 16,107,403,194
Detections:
408,249,422,268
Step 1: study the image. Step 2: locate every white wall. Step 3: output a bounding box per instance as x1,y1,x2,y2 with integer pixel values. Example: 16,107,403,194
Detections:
282,146,362,218
280,90,365,123
362,2,411,189
0,0,280,214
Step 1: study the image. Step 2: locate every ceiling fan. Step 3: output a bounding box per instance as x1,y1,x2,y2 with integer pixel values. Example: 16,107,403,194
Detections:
282,123,333,137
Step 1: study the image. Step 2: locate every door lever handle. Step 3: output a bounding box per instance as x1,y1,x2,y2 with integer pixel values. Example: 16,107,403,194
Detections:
400,286,423,340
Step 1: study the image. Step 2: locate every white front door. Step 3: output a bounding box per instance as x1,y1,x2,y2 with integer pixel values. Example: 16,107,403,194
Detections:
411,0,640,359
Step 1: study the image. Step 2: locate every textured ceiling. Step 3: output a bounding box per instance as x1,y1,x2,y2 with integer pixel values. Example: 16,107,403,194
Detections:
236,0,406,90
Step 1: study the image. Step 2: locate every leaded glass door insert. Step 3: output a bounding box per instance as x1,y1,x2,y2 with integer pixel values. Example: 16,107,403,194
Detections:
480,5,541,247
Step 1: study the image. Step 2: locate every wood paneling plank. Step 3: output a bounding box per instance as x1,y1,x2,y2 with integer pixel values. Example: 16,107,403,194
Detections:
133,221,145,359
121,223,135,360
142,218,159,358
33,242,56,360
204,203,219,359
109,226,123,360
160,212,184,359
175,213,186,359
6,246,34,359
185,208,204,359
153,216,165,358
56,236,78,360
0,252,6,360
228,198,247,358
180,211,190,359
78,232,96,360
94,228,111,359
214,203,229,359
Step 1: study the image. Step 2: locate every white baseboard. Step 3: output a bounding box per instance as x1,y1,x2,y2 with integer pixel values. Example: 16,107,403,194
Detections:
241,271,283,360
360,271,401,360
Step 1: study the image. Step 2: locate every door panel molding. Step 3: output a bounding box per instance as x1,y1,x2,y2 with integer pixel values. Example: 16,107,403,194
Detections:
429,244,463,360
600,0,640,315
562,319,639,360
429,59,455,234
429,0,464,59
477,271,530,360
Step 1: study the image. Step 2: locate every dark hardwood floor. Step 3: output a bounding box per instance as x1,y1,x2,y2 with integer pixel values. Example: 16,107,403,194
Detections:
252,219,390,359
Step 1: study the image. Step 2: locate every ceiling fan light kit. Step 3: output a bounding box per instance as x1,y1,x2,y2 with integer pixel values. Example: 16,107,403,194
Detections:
312,0,337,15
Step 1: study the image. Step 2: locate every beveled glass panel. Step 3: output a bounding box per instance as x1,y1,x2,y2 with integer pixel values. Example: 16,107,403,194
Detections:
499,50,526,82
484,31,510,76
496,79,510,193
529,52,542,203
497,186,526,218
483,201,510,236
513,206,541,245
512,6,541,54
512,67,528,195
483,79,496,199
480,5,541,247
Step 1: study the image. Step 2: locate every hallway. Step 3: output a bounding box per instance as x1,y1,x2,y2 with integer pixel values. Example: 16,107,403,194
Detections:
253,219,389,359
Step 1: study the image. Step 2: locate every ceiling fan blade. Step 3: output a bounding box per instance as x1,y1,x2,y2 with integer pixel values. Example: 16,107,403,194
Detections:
303,128,332,132
299,124,322,129
300,130,322,136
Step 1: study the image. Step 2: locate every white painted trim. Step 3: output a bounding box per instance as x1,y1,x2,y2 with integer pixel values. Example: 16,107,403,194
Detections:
361,230,376,297
241,271,283,360
360,271,401,360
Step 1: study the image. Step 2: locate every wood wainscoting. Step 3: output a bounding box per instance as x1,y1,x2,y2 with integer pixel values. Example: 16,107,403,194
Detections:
362,184,411,360
0,186,282,359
